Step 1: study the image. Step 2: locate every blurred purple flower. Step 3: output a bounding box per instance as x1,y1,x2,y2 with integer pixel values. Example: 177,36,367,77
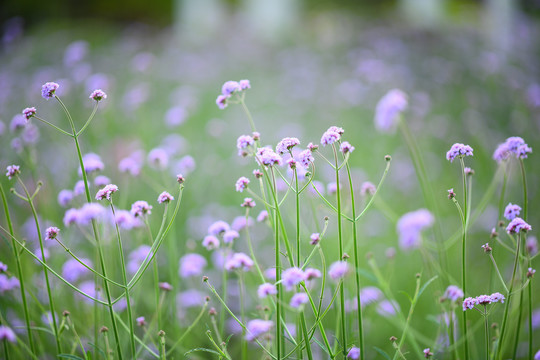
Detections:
62,258,93,282
397,209,434,250
148,148,169,170
506,217,532,234
504,203,521,221
374,89,408,133
290,293,308,308
246,319,273,341
282,267,305,291
179,253,207,278
130,200,152,218
127,245,151,274
79,153,104,175
257,283,277,298
328,261,349,280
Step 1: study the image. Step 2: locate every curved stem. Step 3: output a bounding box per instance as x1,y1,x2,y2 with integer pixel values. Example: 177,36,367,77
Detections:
33,116,73,137
76,102,99,137
458,158,469,360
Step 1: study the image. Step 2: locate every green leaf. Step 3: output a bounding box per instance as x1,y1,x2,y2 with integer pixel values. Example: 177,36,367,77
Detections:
417,275,438,298
184,348,222,356
373,346,392,360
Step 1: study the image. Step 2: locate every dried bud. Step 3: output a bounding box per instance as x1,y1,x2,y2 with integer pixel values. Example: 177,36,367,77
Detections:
389,336,397,342
176,174,185,184
490,228,498,239
252,132,260,141
158,330,165,337
385,155,392,162
527,267,536,279
159,282,173,291
63,310,70,317
481,243,492,253
253,169,263,179
205,296,210,302
209,308,217,316
202,276,209,282
342,253,350,260
100,326,109,333
498,220,505,228
447,188,456,199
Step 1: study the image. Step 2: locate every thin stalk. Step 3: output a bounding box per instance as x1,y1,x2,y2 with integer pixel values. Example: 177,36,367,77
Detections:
299,311,313,360
76,102,99,137
448,306,459,360
219,250,228,337
169,300,208,353
392,275,421,360
484,307,490,360
519,159,528,220
239,273,247,360
270,168,283,359
488,254,509,293
520,157,532,360
459,158,470,360
66,315,88,360
239,98,257,133
32,116,73,137
511,287,523,359
16,177,61,354
0,184,35,354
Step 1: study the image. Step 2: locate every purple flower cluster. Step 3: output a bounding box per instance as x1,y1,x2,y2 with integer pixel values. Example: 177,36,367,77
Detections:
203,235,219,250
282,267,306,290
235,176,249,192
90,89,107,101
340,141,355,154
62,258,92,282
320,126,343,146
95,184,118,201
5,165,20,179
45,226,60,240
63,203,106,226
360,181,376,196
328,261,349,280
396,209,434,250
208,220,230,235
374,89,408,133
503,203,521,220
246,319,272,341
79,153,105,175
506,217,532,234
256,147,282,167
130,200,152,217
22,107,36,120
237,135,255,156
276,137,300,154
41,82,59,99
347,347,361,359
0,274,20,293
216,79,250,109
179,253,207,277
443,285,464,302
224,252,254,271
0,326,16,343
493,136,533,162
297,149,314,168
290,293,309,308
446,143,473,162
463,292,505,311
257,283,277,298
157,191,174,204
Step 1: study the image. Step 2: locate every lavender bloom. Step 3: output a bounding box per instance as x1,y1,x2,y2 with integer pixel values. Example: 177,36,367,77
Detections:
535,350,540,360
239,79,251,90
90,89,107,101
127,245,151,274
490,292,505,303
377,299,400,317
0,274,20,293
131,200,152,217
77,281,99,304
493,136,532,162
5,165,20,179
45,226,60,240
517,144,532,159
22,107,36,120
73,180,86,196
256,210,268,222
462,297,479,311
304,268,322,281
159,282,173,291
246,319,273,341
0,262,6,272
79,153,105,175
164,106,187,127
224,252,254,271
118,157,142,176
237,135,255,156
0,326,16,343
232,216,254,231
493,142,511,163
147,148,169,170
347,347,361,359
202,235,220,250
94,175,111,187
290,293,309,308
446,143,473,162
397,209,434,250
327,182,338,195
504,203,521,221
62,258,92,282
527,236,538,255
328,261,349,280
443,285,464,302
360,287,383,307
79,204,106,225
360,181,376,196
95,184,118,201
282,267,305,290
221,81,241,96
223,230,239,244
136,316,146,327
374,89,408,133
297,149,314,168
235,177,250,192
506,217,532,234
241,197,256,208
257,147,283,167
340,141,355,154
216,95,228,109
476,294,492,305
257,283,277,298
310,233,320,245
63,208,79,226
175,155,196,175
10,114,26,132
157,191,174,204
113,209,142,230
208,221,230,236
320,129,340,146
41,82,59,99
423,348,433,358
179,253,207,277
276,137,300,154
506,136,525,151
265,268,276,280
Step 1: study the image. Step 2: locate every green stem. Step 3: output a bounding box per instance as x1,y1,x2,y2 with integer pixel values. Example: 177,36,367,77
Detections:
458,158,470,360
168,300,208,353
484,307,490,360
239,98,257,133
76,102,99,137
392,275,421,360
519,159,527,221
239,273,247,360
299,311,313,360
32,115,73,137
270,168,283,360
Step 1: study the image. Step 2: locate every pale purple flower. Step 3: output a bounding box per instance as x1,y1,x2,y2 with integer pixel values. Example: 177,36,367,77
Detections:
177,289,205,308
504,203,521,221
423,348,433,358
347,347,361,359
304,268,321,280
246,319,273,341
237,135,255,156
118,157,141,176
397,209,434,250
45,226,60,240
222,81,241,96
282,267,305,290
130,200,152,218
208,221,230,235
490,292,505,303
5,165,20,179
327,182,338,195
527,236,538,255
0,326,16,343
0,274,19,293
257,147,283,167
22,107,36,120
62,258,92,282
0,262,6,272
232,216,254,231
41,82,59,99
493,142,511,163
235,177,250,192
90,89,107,101
224,252,254,271
10,114,26,132
310,233,320,245
136,316,146,327
79,153,104,175
164,106,187,127
257,210,268,222
265,268,276,280
377,299,400,317
94,175,111,187
493,136,532,162
239,79,251,90
95,184,118,201
241,197,256,208
360,181,376,196
175,155,196,174
159,282,173,291
203,235,220,250
216,95,228,109
340,141,355,154
506,136,525,151
506,217,532,234
157,191,174,204
63,208,79,226
462,297,479,311
534,350,540,360
443,285,464,302
446,143,473,162
257,283,277,298
63,40,88,66
147,148,169,170
179,253,207,278
290,293,309,308
73,180,86,196
360,286,383,307
328,261,349,280
78,280,99,304
223,230,239,244
297,149,314,168
516,144,532,159
113,209,142,230
320,129,340,146
127,245,151,274
476,294,492,305
374,89,408,133
276,137,300,154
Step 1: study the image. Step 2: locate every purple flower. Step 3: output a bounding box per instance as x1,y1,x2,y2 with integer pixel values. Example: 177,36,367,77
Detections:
257,147,283,167
208,221,230,235
159,282,173,291
79,153,105,175
476,294,492,305
0,326,16,343
179,253,207,277
310,233,320,245
241,197,256,208
94,175,111,187
506,217,532,234
423,348,433,358
340,141,355,154
90,89,107,101
276,137,300,154
320,129,340,146
374,89,408,133
63,208,79,226
73,180,86,196
535,350,540,360
235,177,250,192
147,148,169,170
77,204,105,225
239,79,251,90
157,191,174,204
0,262,6,272
202,235,220,250
175,155,196,175
216,95,228,109
246,319,273,341
282,267,305,290
446,143,473,162
506,136,525,151
164,106,187,127
327,182,338,195
503,203,521,221
360,181,376,196
359,286,383,307
265,268,276,280
257,283,277,298
222,81,241,96
62,258,92,282
95,184,118,201
290,293,309,308
0,274,19,293
462,297,479,311
516,144,532,159
304,268,322,281
224,252,254,271
136,316,146,327
112,209,142,230
223,230,239,244
328,261,349,280
444,285,464,302
127,245,151,274
493,136,532,162
256,210,268,222
232,216,253,231
397,209,434,250
5,165,20,179
297,149,314,168
493,142,511,163
527,236,538,255
377,299,400,317
118,157,142,176
347,347,361,359
45,226,60,240
490,292,505,303
237,135,255,156
130,201,152,218
22,107,36,120
41,82,59,99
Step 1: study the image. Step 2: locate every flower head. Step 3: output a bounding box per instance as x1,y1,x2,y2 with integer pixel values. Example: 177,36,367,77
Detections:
257,147,283,167
347,347,361,359
221,81,241,96
235,177,250,192
374,89,408,133
257,283,277,298
216,95,228,109
297,149,314,168
462,297,478,311
340,141,355,154
224,252,254,271
90,89,107,101
328,261,349,280
157,191,174,204
22,107,36,120
282,267,305,291
237,135,255,156
246,319,273,341
493,136,533,162
179,253,207,277
504,203,521,221
257,210,268,222
320,128,340,146
79,153,105,175
208,221,230,235
41,82,59,99
223,230,239,244
136,316,146,327
0,326,16,343
490,292,505,303
130,200,152,217
290,293,309,308
241,197,256,208
397,209,434,250
481,243,492,253
446,143,473,162
62,258,93,282
45,226,60,240
239,79,251,90
276,137,300,154
506,217,532,234
443,285,464,302
5,165,20,179
202,235,220,250
95,184,118,201
423,348,433,358
310,233,320,245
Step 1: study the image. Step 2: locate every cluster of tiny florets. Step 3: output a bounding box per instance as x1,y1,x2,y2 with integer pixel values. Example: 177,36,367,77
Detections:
130,200,152,217
256,147,283,167
235,177,250,192
493,136,533,162
503,203,521,220
463,292,505,311
216,80,250,109
446,143,474,162
5,165,20,179
41,82,59,99
45,226,60,240
157,191,174,204
90,89,107,101
506,217,532,234
95,184,119,201
22,107,36,120
276,137,300,154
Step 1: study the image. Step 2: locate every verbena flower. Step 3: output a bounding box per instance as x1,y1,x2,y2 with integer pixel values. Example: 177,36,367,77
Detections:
63,208,79,226
224,252,254,271
22,107,36,120
297,149,314,168
231,216,253,231
221,81,241,96
41,82,59,99
208,220,230,235
304,268,322,280
95,184,118,201
136,316,146,327
202,235,220,250
159,282,173,291
157,191,174,204
90,89,107,101
347,347,360,359
118,157,142,176
359,287,383,307
78,204,106,225
127,245,151,274
257,147,283,167
423,348,434,358
443,285,464,302
79,153,105,175
397,209,434,250
237,135,254,156
223,230,239,244
235,177,250,192
328,261,349,280
377,299,400,317
179,253,207,277
94,175,111,187
0,325,16,343
147,148,169,170
264,268,276,280
256,210,268,222
374,89,408,133
216,95,228,109
241,197,256,208
506,217,532,234
0,274,20,293
310,233,320,245
130,200,152,217
5,165,20,179
446,143,473,162
45,226,60,240
360,181,376,196
290,293,309,308
112,209,141,230
62,258,92,282
239,79,251,90
257,283,277,298
0,262,7,272
282,267,305,291
340,141,355,154
503,203,521,221
246,319,273,341
527,236,538,255
320,128,340,146
493,136,533,162
463,293,505,311
276,137,300,154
